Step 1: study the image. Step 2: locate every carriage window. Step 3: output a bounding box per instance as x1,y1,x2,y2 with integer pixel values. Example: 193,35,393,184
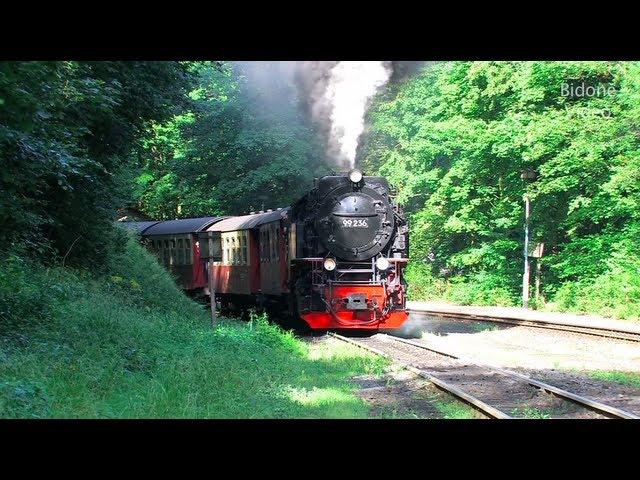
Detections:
177,239,184,265
237,234,241,265
265,230,268,262
163,240,170,265
266,229,271,262
241,232,248,265
269,226,275,262
231,237,236,265
185,238,192,265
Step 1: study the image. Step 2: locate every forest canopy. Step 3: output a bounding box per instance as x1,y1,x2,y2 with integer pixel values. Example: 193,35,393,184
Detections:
134,61,329,220
0,61,329,268
360,61,640,318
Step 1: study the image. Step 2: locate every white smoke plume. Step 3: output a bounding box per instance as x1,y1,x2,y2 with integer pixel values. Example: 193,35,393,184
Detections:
294,61,393,169
324,62,392,168
233,61,423,170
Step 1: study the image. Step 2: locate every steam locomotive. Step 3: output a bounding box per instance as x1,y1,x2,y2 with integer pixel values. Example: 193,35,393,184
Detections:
121,169,409,330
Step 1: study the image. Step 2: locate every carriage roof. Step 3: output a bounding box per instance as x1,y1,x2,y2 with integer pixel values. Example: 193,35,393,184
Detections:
206,209,290,232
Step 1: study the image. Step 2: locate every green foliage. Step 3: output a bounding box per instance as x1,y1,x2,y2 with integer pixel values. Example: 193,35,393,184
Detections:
444,273,517,306
0,61,194,268
103,232,201,313
434,401,478,419
552,248,640,320
135,62,329,219
588,371,640,389
404,262,515,306
0,240,387,418
362,61,640,317
511,407,551,419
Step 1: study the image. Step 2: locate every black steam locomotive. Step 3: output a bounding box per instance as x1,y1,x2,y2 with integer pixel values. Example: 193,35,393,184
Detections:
289,169,409,328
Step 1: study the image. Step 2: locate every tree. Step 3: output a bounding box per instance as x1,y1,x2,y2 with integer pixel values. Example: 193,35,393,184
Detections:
134,61,330,220
0,61,194,267
360,61,640,308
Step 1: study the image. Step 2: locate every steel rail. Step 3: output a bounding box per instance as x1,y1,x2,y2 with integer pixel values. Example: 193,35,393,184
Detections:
408,309,640,343
386,334,640,420
327,332,512,419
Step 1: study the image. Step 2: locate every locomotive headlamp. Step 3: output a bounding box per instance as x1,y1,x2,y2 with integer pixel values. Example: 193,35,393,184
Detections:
376,257,390,271
323,258,337,271
348,169,363,184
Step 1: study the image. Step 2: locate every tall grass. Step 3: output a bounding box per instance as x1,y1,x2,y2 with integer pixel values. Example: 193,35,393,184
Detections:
0,238,386,418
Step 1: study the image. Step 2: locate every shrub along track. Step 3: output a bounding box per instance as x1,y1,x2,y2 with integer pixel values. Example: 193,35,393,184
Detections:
328,332,639,419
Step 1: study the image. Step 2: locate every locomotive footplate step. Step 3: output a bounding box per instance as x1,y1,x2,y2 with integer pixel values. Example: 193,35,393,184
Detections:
346,293,368,310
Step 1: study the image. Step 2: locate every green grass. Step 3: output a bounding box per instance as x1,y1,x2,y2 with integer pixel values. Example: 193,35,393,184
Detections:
588,371,640,389
434,401,478,419
470,323,500,333
511,407,551,419
0,239,387,418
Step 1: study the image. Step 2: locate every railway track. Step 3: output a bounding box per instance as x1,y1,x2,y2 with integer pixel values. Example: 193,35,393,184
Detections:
328,332,640,419
408,308,640,343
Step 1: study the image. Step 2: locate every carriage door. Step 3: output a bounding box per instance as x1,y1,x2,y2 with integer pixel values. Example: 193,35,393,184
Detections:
259,221,281,295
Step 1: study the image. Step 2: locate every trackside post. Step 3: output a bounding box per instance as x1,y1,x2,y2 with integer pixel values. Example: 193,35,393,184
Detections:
209,260,216,327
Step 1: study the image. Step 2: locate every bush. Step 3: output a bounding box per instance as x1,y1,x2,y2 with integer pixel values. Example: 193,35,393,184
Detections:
102,234,201,314
444,272,517,306
553,251,640,320
0,251,87,334
405,262,517,306
404,262,448,301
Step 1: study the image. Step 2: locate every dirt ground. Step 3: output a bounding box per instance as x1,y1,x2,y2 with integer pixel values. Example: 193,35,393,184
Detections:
401,313,640,373
397,314,640,416
304,335,483,419
351,366,484,419
358,334,606,419
302,316,640,418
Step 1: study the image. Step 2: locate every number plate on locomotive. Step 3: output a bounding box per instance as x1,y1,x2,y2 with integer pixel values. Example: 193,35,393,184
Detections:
342,218,369,228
